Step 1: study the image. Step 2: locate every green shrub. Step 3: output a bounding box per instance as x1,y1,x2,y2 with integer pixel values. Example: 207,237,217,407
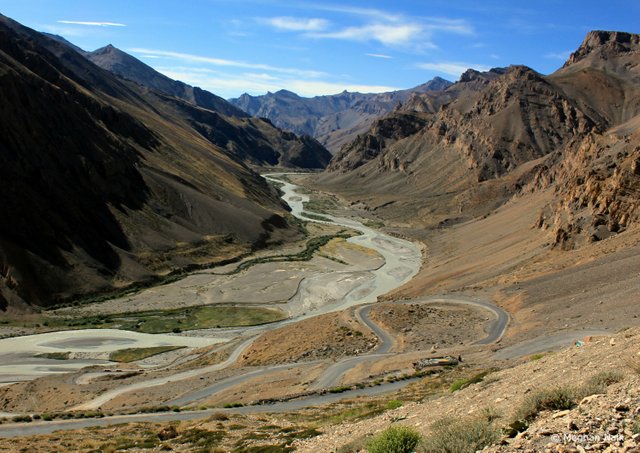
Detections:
584,370,624,393
11,415,32,423
514,386,578,423
366,425,421,453
422,416,500,453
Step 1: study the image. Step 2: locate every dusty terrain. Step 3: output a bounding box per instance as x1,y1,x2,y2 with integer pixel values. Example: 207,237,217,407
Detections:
368,302,487,353
294,327,640,452
237,311,376,366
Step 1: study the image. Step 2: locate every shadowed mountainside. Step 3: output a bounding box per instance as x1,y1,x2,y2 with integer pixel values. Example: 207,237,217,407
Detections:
0,15,328,309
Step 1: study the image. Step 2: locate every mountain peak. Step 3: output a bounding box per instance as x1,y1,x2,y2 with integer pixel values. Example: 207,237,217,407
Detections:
564,30,640,67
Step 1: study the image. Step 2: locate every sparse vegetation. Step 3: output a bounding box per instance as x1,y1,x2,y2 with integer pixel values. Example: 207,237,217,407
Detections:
421,416,500,453
514,385,580,423
529,353,546,361
177,428,226,451
302,193,339,214
223,402,244,408
366,425,422,453
43,304,286,334
363,219,385,229
303,212,334,222
512,370,624,428
450,370,492,392
108,346,184,363
34,352,71,360
328,385,353,394
584,370,624,392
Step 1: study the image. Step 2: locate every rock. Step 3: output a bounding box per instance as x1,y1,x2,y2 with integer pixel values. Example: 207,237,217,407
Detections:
157,425,178,440
568,419,579,431
553,409,571,418
615,403,630,412
580,395,600,405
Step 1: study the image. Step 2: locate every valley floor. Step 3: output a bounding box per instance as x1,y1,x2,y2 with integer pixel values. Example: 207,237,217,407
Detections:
0,175,638,451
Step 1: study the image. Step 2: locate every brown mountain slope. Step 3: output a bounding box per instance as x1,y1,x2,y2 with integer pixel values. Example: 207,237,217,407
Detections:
0,15,307,309
318,31,639,238
318,64,597,227
47,39,332,169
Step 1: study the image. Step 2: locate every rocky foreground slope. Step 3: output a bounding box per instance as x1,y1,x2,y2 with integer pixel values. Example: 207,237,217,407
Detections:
0,14,330,310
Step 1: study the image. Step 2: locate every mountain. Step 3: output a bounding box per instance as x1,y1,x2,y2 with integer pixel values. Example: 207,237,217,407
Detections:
46,38,331,169
86,44,247,118
0,14,328,310
229,78,452,152
317,31,640,248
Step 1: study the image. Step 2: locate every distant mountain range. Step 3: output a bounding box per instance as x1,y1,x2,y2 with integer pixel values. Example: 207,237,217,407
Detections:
230,78,452,152
0,15,331,309
318,30,640,249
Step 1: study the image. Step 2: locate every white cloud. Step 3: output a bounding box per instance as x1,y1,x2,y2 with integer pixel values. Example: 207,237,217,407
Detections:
58,20,126,27
155,67,399,98
417,61,492,77
366,53,392,59
545,50,571,60
309,23,422,46
307,4,403,22
424,17,474,35
128,48,327,78
263,16,329,32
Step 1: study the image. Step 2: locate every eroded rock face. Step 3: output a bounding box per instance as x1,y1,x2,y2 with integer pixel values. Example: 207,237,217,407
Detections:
564,30,640,67
327,65,596,182
533,131,640,249
321,31,640,247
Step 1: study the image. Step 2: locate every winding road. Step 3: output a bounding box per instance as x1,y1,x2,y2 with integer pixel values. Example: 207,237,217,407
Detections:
0,173,513,437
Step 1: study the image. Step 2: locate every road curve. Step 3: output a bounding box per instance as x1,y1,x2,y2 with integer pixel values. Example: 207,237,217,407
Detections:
310,296,509,391
71,336,257,411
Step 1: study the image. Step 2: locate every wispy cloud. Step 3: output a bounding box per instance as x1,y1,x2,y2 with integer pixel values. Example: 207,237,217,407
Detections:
306,4,403,22
417,61,492,77
366,53,392,59
302,11,472,49
58,20,126,27
129,48,327,78
261,16,329,32
545,50,571,60
309,23,423,46
156,66,399,98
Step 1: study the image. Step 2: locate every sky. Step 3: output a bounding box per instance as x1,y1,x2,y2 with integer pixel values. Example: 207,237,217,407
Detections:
1,1,638,99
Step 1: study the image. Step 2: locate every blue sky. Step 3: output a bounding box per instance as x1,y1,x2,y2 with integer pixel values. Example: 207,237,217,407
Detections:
1,1,637,98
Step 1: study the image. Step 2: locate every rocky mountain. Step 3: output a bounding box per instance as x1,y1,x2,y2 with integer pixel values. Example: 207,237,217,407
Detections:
318,30,640,249
86,44,248,118
0,14,329,309
230,78,452,152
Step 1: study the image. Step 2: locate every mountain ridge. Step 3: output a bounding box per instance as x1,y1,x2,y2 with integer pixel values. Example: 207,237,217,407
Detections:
316,30,640,250
0,14,328,309
230,77,452,152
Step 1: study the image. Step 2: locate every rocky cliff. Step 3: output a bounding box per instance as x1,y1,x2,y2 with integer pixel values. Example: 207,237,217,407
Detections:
319,31,640,245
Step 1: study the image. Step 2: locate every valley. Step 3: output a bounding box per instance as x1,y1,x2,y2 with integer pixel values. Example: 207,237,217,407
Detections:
0,7,639,452
0,174,501,432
